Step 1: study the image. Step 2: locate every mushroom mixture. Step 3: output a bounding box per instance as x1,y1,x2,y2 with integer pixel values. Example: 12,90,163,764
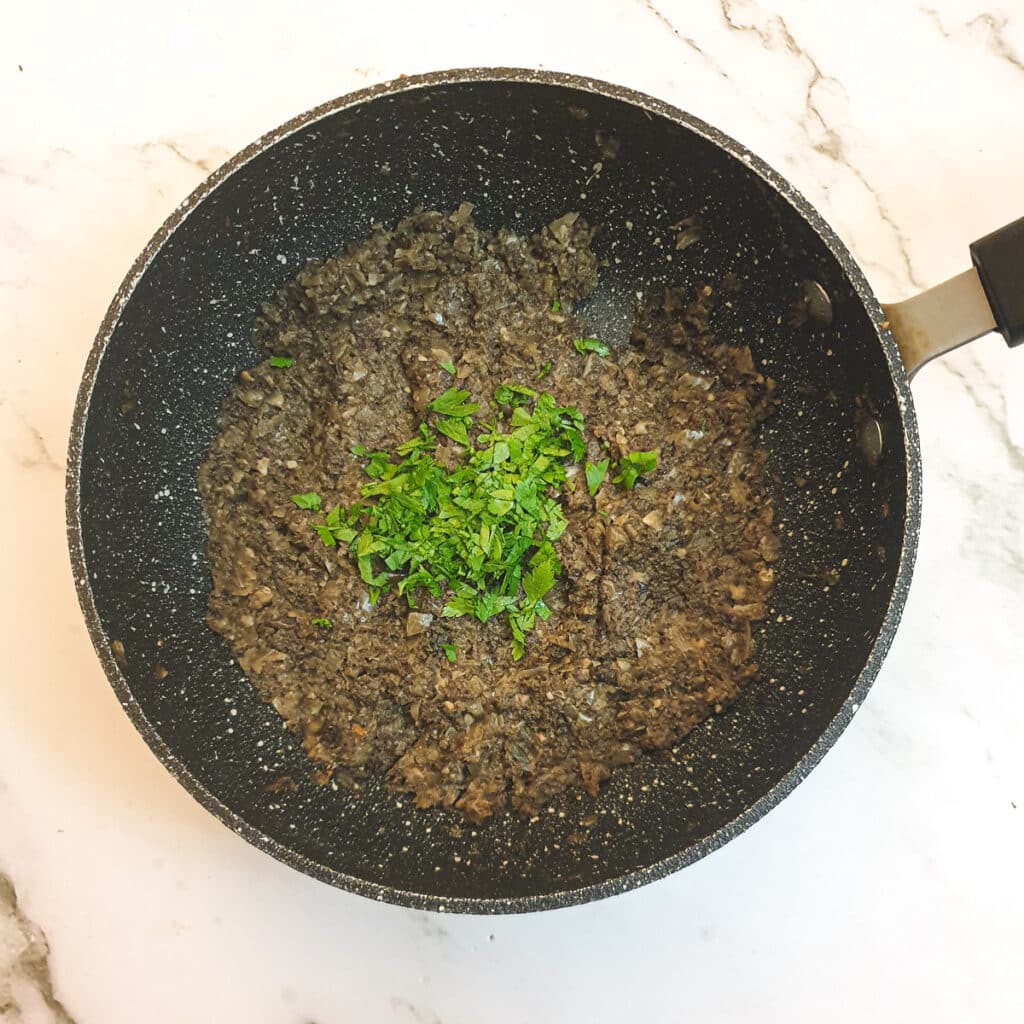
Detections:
198,205,778,821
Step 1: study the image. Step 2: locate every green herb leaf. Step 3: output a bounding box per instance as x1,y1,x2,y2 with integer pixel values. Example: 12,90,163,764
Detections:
442,595,474,618
614,450,658,490
311,617,333,629
537,361,552,380
362,451,391,479
436,416,470,446
551,299,560,313
494,383,538,406
563,428,586,462
441,642,457,663
585,458,609,496
313,524,336,546
428,387,479,418
269,356,294,367
290,492,322,511
439,360,456,375
522,559,555,601
396,429,435,456
573,337,610,358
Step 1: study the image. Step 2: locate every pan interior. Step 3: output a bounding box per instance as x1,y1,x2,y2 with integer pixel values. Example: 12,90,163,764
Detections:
74,78,910,907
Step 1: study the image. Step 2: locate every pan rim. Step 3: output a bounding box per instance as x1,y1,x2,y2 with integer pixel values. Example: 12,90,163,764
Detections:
66,66,922,914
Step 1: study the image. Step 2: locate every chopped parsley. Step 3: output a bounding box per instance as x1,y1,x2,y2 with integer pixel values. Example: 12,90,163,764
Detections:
585,458,609,496
295,385,586,659
537,361,552,380
441,642,457,663
311,617,333,629
573,337,609,358
614,451,658,490
551,299,561,313
290,492,322,511
439,360,456,375
269,356,294,367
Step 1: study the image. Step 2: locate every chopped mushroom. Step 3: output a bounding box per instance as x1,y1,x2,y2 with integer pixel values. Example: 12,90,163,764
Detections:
198,206,777,822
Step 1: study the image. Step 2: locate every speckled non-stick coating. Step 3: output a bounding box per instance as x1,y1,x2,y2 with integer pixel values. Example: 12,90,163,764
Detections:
66,69,920,913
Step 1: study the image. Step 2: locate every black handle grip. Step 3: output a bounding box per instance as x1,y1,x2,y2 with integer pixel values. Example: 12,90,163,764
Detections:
970,217,1024,348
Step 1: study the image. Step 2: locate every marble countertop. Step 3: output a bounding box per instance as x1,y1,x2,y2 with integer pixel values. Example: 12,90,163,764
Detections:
2,1,1023,1021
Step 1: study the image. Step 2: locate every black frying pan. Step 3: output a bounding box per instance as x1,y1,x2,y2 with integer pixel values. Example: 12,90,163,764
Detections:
67,69,1023,913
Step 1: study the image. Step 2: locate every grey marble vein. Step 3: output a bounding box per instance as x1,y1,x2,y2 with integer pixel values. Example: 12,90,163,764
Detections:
390,997,443,1024
952,474,1024,578
939,354,1024,478
0,873,76,1024
922,8,1024,75
0,148,74,190
832,159,927,293
413,911,449,940
140,139,222,175
9,410,63,473
932,354,1024,582
640,1,731,79
715,0,927,291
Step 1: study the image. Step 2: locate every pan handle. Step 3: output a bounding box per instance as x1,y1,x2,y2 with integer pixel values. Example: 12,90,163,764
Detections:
971,219,1024,349
882,217,1024,378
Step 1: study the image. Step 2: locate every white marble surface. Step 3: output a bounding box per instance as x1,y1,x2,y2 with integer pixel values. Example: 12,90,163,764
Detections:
2,1,1023,1021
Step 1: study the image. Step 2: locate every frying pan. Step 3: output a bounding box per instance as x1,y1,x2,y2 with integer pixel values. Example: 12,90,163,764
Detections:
66,69,1023,913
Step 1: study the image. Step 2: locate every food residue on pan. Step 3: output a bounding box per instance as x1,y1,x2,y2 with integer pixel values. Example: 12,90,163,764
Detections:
198,204,778,822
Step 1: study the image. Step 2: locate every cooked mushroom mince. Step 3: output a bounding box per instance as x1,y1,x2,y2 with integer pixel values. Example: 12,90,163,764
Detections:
198,205,778,822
